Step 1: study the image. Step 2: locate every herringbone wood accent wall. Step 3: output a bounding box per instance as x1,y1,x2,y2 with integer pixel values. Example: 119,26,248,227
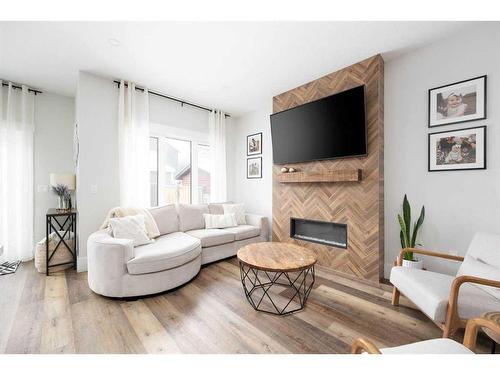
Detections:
272,54,384,282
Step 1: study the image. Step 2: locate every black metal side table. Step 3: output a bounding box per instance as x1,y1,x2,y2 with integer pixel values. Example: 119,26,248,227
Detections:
46,208,77,276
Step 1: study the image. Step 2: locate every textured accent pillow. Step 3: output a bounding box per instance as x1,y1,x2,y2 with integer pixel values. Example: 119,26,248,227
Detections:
457,255,500,299
223,203,246,225
203,213,237,229
109,214,153,247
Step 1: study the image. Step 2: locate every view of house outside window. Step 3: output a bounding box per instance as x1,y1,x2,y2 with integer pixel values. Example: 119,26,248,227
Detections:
150,135,210,207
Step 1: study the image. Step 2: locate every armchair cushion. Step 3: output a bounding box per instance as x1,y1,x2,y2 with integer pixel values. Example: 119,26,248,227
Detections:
464,231,500,268
457,256,500,299
380,338,473,354
390,266,500,323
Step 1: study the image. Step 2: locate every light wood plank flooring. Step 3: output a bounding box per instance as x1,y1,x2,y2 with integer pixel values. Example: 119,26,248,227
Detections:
0,258,491,354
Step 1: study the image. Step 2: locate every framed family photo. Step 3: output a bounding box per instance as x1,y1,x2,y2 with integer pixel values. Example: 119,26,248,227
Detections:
247,157,262,179
247,132,262,155
428,75,486,128
428,126,486,172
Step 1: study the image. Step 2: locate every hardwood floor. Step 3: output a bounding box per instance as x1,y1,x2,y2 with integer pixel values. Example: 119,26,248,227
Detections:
0,258,491,354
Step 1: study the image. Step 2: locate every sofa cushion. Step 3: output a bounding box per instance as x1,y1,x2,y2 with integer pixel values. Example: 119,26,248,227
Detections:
208,201,233,215
390,266,500,323
224,225,260,241
380,338,473,354
185,228,235,248
178,204,209,232
127,232,201,275
149,204,179,235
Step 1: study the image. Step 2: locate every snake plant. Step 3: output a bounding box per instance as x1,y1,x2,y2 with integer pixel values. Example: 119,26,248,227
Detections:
398,194,425,261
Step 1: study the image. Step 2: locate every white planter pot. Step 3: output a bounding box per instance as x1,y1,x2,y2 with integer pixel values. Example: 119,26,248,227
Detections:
402,258,423,269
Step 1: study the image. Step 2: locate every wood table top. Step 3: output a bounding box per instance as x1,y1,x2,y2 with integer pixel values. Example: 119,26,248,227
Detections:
237,242,317,272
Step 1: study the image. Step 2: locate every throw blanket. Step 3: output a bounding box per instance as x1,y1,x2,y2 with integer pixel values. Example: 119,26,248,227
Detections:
100,207,160,239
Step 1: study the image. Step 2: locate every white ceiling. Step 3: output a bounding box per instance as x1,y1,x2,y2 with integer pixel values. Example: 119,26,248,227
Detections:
0,21,484,115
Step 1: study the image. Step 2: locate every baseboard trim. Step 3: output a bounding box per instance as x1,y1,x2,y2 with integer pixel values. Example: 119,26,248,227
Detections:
77,256,87,272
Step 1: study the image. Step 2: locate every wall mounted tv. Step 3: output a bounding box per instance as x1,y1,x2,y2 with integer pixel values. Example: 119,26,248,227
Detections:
270,85,367,164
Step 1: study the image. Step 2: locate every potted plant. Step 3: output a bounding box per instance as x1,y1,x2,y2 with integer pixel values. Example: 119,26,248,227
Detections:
52,184,70,210
397,194,425,269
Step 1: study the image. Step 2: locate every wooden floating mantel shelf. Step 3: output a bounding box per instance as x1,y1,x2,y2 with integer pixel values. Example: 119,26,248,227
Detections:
277,169,362,183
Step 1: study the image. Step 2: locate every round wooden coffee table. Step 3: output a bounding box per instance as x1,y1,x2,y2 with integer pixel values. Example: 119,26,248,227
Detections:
237,242,317,315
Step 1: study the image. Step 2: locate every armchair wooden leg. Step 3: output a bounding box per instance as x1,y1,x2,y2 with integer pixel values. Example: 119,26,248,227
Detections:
391,287,400,306
442,311,460,338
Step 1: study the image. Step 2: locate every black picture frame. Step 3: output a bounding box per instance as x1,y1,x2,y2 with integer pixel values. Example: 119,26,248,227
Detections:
428,75,487,128
247,157,262,179
428,125,487,172
247,132,263,156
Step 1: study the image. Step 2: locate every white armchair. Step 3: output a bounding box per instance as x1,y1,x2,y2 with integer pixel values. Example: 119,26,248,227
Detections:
352,316,500,354
390,232,500,338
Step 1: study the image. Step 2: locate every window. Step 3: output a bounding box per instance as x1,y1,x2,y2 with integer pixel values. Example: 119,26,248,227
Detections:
149,138,158,207
149,135,210,207
197,144,211,204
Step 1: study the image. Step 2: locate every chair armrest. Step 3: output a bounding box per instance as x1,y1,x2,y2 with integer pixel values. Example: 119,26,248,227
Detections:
448,275,500,310
351,338,382,354
396,247,464,266
245,213,269,240
444,275,500,337
463,316,500,351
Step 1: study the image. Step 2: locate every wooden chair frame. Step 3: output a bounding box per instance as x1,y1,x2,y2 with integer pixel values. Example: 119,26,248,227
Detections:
391,248,500,338
351,316,500,354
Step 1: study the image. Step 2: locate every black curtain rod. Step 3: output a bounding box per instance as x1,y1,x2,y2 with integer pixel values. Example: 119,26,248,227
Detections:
2,82,42,95
114,80,230,117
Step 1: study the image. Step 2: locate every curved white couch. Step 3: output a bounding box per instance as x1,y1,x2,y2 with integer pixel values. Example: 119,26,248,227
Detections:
87,203,269,298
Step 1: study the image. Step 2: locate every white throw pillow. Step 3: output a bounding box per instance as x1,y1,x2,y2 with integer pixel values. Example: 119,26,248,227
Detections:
457,255,500,299
223,203,246,225
203,213,237,229
109,214,153,247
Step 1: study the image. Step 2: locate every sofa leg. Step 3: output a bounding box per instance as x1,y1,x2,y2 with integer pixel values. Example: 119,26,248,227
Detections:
391,287,400,306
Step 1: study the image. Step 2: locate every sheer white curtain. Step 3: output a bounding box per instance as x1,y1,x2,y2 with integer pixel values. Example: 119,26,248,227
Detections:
118,81,150,207
0,81,35,261
208,110,227,202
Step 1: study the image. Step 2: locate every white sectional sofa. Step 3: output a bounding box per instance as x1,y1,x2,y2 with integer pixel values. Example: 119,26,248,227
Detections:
87,203,269,297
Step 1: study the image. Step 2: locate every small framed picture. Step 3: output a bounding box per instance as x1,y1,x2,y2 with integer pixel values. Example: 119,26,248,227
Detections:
428,126,486,172
247,132,262,155
428,75,486,128
247,157,262,179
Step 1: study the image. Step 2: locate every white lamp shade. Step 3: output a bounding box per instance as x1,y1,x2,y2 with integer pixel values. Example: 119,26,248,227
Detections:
50,173,76,190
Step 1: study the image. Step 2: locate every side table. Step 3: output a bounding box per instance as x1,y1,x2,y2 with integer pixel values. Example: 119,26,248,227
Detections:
46,208,77,276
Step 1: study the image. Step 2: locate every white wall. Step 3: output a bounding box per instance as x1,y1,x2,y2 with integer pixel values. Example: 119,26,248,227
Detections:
76,72,119,270
75,73,227,269
385,24,500,277
227,105,273,236
33,93,75,246
228,24,500,276
149,94,209,134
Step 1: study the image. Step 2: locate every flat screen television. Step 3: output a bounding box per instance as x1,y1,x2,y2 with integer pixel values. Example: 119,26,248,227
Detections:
270,85,366,164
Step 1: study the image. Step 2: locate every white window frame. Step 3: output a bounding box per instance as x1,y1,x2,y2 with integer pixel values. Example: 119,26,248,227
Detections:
150,123,210,206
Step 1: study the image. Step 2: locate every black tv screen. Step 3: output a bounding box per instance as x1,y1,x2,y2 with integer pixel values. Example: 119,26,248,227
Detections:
270,85,366,164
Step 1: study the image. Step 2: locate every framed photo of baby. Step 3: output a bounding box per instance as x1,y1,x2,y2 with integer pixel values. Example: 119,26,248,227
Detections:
428,75,486,127
428,126,486,172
